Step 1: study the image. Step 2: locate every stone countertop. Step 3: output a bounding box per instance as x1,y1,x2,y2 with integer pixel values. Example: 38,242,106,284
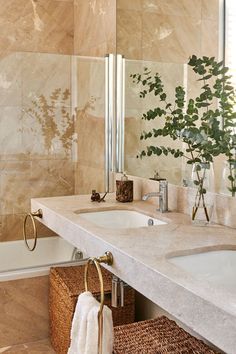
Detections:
32,194,236,354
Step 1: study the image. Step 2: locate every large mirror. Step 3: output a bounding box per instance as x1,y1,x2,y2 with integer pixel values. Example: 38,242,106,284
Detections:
117,0,236,196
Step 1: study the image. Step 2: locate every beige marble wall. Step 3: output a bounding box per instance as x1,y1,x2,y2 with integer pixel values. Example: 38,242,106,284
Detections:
0,52,75,242
0,0,74,56
0,276,49,348
73,0,117,193
0,339,55,353
74,0,116,56
0,0,115,242
117,0,219,62
0,1,76,243
74,58,106,194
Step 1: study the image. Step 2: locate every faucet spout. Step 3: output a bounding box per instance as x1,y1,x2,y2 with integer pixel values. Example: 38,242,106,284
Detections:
142,180,168,213
142,192,161,201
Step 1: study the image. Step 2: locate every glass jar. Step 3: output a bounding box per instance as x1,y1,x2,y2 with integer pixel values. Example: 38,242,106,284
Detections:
188,162,215,225
220,160,236,197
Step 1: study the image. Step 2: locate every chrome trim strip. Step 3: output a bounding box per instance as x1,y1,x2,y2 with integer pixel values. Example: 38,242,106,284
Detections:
116,54,125,173
105,54,115,192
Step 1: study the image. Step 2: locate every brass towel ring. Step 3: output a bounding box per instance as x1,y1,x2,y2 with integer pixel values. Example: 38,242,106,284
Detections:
84,252,113,354
23,209,43,252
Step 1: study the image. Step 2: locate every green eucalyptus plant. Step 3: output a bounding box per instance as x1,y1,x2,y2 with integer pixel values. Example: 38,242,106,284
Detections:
131,55,236,221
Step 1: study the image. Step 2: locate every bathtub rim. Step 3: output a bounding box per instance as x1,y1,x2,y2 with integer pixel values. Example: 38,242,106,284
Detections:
0,235,88,281
0,260,87,282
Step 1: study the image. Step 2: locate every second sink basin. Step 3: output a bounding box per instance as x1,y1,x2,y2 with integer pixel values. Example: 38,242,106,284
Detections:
169,250,236,293
77,210,167,229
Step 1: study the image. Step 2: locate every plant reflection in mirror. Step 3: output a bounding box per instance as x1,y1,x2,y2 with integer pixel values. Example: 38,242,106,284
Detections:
131,56,236,221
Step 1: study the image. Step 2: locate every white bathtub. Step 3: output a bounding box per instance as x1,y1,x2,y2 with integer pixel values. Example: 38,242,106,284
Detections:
0,236,85,281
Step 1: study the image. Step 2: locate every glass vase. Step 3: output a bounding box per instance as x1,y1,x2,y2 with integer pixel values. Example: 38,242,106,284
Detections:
220,161,236,197
189,162,215,225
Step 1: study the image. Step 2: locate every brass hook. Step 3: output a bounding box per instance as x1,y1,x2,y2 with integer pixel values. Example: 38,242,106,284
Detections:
97,251,113,265
23,209,43,251
31,210,43,218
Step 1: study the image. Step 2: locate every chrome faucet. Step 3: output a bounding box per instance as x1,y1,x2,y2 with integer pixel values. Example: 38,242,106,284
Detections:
142,180,168,213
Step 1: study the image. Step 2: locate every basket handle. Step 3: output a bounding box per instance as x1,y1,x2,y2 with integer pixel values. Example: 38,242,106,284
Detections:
84,252,113,354
23,209,43,251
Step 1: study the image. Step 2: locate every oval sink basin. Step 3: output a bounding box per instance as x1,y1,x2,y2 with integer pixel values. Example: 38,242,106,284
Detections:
77,210,167,229
169,250,236,293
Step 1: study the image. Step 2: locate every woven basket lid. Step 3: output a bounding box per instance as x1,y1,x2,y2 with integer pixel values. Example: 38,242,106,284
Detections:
50,265,112,297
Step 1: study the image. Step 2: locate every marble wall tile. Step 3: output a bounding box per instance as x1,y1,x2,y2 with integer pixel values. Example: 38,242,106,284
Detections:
124,61,143,117
214,193,236,228
0,157,73,241
142,0,201,20
21,52,71,107
124,117,143,157
214,155,226,195
0,160,31,176
0,339,55,353
0,0,73,55
0,276,49,347
0,53,22,107
125,59,185,116
22,106,75,158
20,52,74,158
0,213,55,242
76,112,105,169
75,57,105,117
74,56,106,193
202,0,219,20
0,160,31,215
117,9,142,60
117,0,143,11
30,159,75,198
117,0,219,63
0,107,23,156
201,20,219,58
0,1,76,248
0,52,74,157
0,159,75,215
75,165,105,195
74,0,116,56
0,214,25,242
142,13,201,62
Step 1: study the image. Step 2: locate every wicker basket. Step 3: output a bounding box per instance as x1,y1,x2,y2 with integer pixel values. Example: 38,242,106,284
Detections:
113,316,219,354
49,264,135,354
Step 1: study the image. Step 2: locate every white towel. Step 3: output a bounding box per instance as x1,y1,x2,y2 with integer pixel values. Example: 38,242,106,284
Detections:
85,302,114,354
68,292,97,354
68,291,114,354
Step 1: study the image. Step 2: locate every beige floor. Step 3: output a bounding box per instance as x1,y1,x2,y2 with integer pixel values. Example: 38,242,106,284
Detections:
0,339,55,353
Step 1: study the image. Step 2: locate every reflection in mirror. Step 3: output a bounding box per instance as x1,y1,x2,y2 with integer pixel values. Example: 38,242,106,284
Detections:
124,60,185,185
118,0,235,196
